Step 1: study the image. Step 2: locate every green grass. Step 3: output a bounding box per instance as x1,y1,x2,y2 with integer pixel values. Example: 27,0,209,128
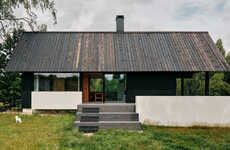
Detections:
0,113,73,150
0,114,230,150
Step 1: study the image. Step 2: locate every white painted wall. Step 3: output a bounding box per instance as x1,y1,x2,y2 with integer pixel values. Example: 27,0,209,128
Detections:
32,91,82,110
136,96,230,127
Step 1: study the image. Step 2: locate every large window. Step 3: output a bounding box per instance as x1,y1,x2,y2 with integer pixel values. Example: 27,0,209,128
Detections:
34,73,80,91
105,74,126,102
176,73,205,96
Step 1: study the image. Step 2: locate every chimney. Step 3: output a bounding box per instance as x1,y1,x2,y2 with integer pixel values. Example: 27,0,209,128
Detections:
116,15,124,32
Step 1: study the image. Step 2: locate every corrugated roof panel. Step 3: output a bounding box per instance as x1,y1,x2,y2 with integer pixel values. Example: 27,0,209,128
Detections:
6,32,230,72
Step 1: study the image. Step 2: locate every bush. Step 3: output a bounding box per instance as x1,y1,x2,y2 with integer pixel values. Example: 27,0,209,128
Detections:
0,102,6,112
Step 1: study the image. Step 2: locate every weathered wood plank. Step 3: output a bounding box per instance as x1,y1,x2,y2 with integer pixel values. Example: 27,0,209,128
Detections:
5,32,230,72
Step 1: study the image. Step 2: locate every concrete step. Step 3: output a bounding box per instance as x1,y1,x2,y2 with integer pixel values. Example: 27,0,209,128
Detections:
76,112,139,121
82,107,99,113
80,115,99,122
75,121,142,130
78,125,99,133
77,103,135,112
76,103,140,132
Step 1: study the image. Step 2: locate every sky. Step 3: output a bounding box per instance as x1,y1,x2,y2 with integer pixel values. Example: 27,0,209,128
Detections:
16,0,230,52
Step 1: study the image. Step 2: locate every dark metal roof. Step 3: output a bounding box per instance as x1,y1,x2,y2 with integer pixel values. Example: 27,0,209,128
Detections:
6,32,230,72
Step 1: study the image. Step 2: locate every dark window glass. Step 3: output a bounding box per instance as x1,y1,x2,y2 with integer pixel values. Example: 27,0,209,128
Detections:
65,76,79,91
35,73,79,91
38,76,51,91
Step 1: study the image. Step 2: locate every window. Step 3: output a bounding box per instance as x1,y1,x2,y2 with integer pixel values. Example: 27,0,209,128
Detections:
176,73,205,96
34,73,80,91
90,78,103,92
104,74,126,101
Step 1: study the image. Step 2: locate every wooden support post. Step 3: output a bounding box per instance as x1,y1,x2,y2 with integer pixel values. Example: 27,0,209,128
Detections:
181,77,184,96
205,72,209,96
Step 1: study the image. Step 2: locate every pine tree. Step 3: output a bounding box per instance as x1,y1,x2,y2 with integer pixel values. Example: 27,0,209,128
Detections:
216,39,225,57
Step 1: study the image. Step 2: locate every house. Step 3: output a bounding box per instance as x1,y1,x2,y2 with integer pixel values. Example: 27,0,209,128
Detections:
6,16,230,131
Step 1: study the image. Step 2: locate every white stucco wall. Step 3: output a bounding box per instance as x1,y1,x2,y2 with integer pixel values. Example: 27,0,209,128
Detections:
136,96,230,127
32,91,82,110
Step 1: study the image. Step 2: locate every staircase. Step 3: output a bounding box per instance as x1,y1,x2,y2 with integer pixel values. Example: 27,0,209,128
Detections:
75,103,141,132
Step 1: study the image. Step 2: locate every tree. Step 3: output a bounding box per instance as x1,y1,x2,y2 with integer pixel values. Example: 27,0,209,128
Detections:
224,52,230,83
213,39,230,95
0,29,23,108
183,73,205,96
210,73,230,95
0,0,57,39
216,39,225,57
226,52,230,64
0,0,57,110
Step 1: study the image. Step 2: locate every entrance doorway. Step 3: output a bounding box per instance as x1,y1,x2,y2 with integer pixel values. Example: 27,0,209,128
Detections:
89,77,104,102
82,73,126,103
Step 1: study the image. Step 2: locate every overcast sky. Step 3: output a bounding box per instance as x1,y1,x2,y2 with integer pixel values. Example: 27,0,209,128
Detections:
17,0,230,52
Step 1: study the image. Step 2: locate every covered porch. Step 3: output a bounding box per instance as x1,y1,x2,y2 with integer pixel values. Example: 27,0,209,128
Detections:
81,73,126,103
22,71,212,110
31,72,127,106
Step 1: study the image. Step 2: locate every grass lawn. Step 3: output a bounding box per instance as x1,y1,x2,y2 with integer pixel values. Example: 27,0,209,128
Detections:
0,114,230,150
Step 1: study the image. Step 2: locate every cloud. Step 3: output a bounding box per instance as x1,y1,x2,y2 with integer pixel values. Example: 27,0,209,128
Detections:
15,0,230,52
175,2,205,20
215,0,227,12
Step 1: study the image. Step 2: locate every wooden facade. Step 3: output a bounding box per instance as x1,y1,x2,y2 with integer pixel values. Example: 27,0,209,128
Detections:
126,72,177,102
21,72,34,108
20,71,213,108
82,72,179,103
8,31,228,107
